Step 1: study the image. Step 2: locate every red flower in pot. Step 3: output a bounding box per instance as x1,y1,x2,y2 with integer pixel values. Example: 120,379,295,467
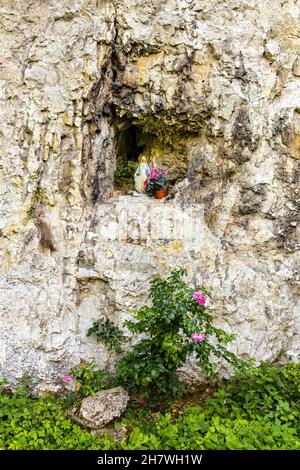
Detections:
145,166,169,198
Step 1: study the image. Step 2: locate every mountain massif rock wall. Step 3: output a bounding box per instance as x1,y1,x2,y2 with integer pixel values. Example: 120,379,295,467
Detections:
0,0,299,389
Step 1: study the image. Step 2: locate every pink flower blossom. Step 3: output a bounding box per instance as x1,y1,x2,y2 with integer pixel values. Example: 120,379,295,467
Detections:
63,375,74,382
193,291,207,306
144,180,147,187
152,173,158,180
191,333,206,343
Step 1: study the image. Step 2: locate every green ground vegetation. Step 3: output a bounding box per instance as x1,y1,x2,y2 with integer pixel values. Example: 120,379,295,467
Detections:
0,362,299,450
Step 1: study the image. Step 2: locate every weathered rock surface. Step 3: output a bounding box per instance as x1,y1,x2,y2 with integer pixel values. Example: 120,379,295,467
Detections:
77,386,129,429
0,0,299,389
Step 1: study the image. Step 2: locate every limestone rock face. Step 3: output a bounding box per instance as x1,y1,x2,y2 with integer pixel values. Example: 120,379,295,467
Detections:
0,0,299,389
78,386,129,429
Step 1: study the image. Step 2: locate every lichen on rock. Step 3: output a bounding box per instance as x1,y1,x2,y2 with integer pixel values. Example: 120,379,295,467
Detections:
75,386,129,430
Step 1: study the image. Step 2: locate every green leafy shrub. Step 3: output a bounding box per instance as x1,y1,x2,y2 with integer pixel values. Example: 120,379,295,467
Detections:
69,362,113,398
114,269,248,400
87,318,126,354
114,160,137,190
204,361,300,423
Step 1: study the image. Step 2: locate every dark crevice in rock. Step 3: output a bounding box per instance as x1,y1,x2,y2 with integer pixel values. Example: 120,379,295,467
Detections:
231,107,258,163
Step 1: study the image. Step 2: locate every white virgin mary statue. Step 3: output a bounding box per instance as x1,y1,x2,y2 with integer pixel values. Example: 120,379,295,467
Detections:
134,156,150,193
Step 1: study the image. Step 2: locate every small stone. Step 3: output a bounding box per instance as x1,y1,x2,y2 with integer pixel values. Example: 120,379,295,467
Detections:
76,267,101,280
264,39,280,62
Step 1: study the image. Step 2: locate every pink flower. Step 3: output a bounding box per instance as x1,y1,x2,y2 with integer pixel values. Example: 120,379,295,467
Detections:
152,174,158,180
193,291,207,306
144,180,147,187
191,333,206,343
63,375,74,382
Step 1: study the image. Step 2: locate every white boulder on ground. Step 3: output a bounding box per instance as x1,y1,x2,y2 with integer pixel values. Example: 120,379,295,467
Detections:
78,387,130,430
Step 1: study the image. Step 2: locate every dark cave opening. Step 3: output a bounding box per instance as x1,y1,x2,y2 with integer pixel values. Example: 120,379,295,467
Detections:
115,122,146,163
114,120,150,192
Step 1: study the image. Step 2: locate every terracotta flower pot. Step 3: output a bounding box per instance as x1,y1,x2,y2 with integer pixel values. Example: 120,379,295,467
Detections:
154,188,167,199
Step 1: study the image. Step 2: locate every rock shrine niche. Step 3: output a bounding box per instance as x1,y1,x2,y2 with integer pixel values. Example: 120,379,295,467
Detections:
113,117,156,194
112,114,190,196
